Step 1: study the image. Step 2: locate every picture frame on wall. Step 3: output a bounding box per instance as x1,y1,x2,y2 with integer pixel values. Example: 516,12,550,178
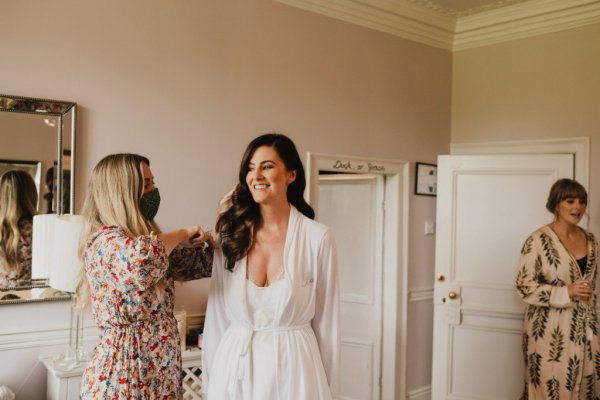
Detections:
415,162,437,196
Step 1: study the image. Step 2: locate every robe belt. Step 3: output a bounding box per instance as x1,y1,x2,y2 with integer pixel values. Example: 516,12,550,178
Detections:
228,323,311,398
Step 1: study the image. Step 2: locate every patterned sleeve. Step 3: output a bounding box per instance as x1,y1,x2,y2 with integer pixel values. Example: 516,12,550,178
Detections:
86,226,169,292
515,233,571,308
18,219,33,282
168,245,213,281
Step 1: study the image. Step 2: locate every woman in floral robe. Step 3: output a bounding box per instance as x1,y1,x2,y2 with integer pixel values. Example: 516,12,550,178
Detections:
79,154,213,399
516,179,600,399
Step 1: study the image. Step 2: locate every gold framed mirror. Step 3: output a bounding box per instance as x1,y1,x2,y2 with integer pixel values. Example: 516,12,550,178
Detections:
0,94,76,304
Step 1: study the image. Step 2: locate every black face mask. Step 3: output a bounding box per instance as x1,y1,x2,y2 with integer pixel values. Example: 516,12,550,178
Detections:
140,188,161,221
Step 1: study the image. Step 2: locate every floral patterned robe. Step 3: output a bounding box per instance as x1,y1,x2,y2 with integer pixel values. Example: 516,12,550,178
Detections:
0,218,32,288
81,226,213,399
516,225,600,399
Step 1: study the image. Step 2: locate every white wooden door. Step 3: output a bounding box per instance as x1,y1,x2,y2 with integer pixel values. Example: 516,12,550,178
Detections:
432,154,574,400
318,174,384,400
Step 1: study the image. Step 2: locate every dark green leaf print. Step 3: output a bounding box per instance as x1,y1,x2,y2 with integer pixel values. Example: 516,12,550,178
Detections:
591,306,599,336
585,374,595,400
531,307,549,341
540,233,560,269
529,352,542,387
550,277,565,287
566,354,581,392
538,290,551,304
569,262,578,285
516,266,531,297
546,378,560,400
586,234,596,273
522,236,534,255
534,255,543,276
570,307,586,345
548,327,564,362
527,305,536,321
533,270,547,286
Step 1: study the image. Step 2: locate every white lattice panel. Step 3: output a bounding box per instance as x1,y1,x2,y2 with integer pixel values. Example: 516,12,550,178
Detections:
183,366,202,399
182,347,202,399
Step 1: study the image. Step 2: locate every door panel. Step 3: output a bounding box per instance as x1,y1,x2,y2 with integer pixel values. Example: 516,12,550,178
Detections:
318,174,384,400
450,327,523,396
340,340,374,400
432,154,574,399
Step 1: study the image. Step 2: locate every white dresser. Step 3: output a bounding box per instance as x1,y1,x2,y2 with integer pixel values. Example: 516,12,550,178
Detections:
42,347,203,399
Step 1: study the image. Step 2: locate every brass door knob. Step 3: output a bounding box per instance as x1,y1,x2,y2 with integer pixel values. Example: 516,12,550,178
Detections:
436,274,445,282
448,291,458,300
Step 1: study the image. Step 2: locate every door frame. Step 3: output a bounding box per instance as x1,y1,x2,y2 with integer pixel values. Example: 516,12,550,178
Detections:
306,152,410,400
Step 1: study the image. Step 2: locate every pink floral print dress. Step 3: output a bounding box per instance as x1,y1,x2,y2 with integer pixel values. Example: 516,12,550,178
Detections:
80,226,212,399
0,218,33,288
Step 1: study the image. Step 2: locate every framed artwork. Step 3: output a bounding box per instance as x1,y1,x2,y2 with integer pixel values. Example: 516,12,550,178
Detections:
415,162,437,196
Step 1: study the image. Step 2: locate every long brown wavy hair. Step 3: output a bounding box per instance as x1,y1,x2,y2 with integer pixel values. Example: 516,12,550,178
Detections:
0,170,38,272
76,153,163,308
215,133,314,271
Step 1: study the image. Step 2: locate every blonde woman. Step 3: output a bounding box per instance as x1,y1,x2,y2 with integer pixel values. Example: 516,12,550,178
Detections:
0,170,37,288
78,153,213,399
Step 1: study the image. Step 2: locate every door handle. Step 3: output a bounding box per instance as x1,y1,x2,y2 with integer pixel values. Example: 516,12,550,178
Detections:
448,291,459,300
436,274,445,282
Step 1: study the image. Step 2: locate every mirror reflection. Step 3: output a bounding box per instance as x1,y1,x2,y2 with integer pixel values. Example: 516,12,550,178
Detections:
0,94,76,302
0,170,37,287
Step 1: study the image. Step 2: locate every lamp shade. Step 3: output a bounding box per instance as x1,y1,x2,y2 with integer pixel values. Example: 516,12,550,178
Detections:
32,214,58,279
49,215,84,293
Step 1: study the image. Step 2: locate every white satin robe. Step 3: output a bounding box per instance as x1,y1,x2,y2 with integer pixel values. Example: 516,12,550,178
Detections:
202,206,340,399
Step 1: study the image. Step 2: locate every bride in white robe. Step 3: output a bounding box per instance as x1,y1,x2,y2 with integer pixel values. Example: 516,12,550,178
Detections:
202,134,340,400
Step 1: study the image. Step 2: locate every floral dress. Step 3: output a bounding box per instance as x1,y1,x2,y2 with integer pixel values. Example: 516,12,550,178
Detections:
80,226,212,399
516,225,600,399
0,218,33,288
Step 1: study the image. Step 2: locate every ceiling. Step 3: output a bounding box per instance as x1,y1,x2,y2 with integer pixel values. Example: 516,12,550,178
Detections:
406,0,530,17
276,0,600,50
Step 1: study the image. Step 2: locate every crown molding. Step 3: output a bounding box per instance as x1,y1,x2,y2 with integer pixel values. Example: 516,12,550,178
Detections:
276,0,455,50
276,0,600,51
454,0,600,50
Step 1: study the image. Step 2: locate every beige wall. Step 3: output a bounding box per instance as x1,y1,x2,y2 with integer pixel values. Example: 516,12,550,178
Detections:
1,0,451,396
452,23,600,232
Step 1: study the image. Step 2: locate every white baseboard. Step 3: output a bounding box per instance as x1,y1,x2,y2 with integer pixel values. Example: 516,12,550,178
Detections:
407,385,431,400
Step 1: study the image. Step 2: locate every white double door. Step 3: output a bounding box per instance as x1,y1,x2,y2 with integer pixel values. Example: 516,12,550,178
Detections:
431,154,574,399
318,174,384,400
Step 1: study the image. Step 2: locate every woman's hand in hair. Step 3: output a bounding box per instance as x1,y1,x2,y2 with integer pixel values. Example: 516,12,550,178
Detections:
181,226,218,250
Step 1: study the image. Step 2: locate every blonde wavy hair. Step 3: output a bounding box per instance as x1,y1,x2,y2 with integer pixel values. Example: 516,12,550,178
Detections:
0,170,38,273
76,153,163,308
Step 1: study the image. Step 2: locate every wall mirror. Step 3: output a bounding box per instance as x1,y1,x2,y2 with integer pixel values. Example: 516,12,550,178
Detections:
0,94,76,304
